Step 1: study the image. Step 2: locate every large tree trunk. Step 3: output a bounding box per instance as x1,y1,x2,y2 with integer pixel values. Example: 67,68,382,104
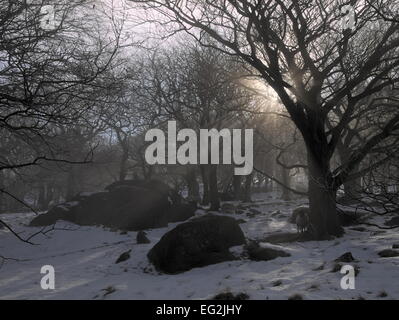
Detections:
307,153,343,239
291,107,344,239
209,164,220,211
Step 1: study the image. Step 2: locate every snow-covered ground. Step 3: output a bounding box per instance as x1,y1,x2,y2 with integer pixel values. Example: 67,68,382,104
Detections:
1,192,399,300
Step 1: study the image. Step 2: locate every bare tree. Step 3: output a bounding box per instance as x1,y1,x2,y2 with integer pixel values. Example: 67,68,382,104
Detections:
0,0,124,241
133,42,252,209
130,0,399,239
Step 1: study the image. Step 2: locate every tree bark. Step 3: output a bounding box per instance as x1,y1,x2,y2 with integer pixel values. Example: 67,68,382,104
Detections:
307,153,343,239
289,107,344,239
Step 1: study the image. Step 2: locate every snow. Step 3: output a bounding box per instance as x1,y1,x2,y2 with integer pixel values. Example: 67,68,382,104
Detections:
1,192,399,300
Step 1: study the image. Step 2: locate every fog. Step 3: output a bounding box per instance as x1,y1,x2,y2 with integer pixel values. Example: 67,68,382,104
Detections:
1,0,399,302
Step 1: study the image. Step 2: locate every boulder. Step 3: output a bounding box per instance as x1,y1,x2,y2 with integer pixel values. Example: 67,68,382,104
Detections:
262,232,301,244
335,252,356,263
385,216,399,227
30,180,196,231
235,218,247,224
245,241,290,261
378,249,399,258
288,294,304,300
167,202,197,223
29,200,82,226
147,214,246,274
137,231,150,244
115,250,131,264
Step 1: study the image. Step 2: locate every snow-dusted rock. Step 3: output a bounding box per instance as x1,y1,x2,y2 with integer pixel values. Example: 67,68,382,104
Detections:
29,180,196,231
147,214,245,273
245,240,290,261
378,249,399,258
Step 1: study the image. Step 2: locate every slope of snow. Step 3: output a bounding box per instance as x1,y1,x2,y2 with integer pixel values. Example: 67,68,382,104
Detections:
1,193,398,300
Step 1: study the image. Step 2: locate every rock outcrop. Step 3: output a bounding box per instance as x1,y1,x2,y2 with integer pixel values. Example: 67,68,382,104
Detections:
30,180,196,231
147,214,246,273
